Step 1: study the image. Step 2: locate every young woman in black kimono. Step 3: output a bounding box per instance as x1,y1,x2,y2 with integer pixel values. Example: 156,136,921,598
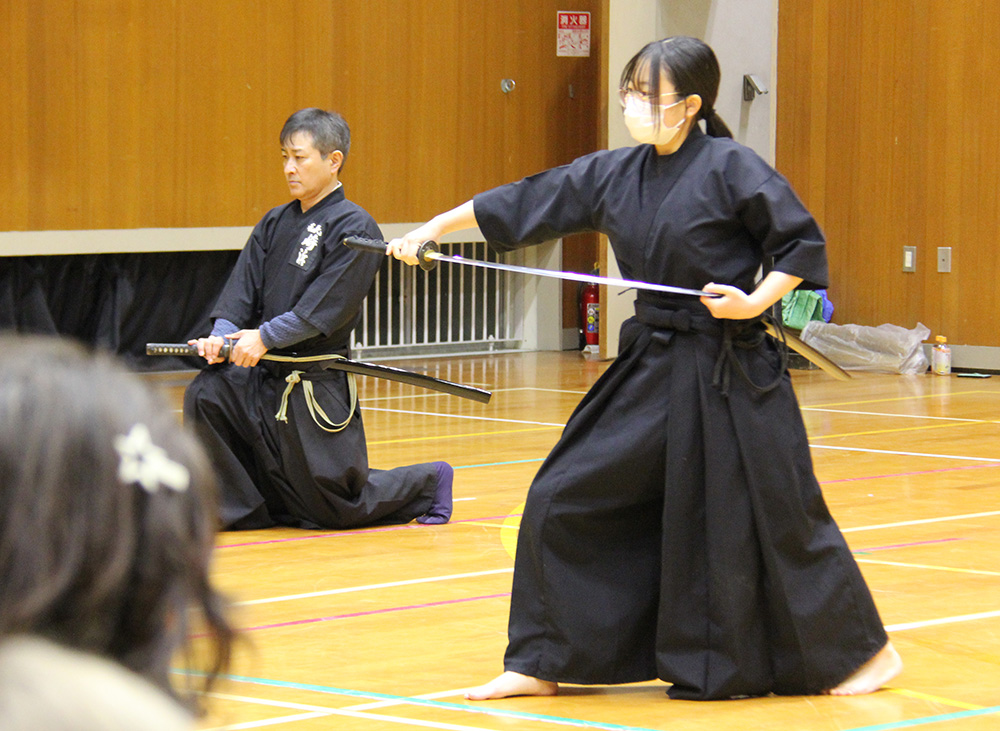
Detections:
389,36,902,701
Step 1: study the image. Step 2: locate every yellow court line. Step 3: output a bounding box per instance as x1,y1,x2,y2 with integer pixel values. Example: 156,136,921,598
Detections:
809,419,981,440
368,425,561,445
803,407,996,424
855,558,1000,577
807,390,997,409
889,687,985,711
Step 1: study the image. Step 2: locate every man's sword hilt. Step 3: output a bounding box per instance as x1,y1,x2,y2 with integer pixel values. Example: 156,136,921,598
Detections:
146,342,232,359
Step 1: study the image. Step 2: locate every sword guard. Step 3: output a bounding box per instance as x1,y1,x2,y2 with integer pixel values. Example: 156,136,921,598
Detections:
416,240,440,271
342,235,440,272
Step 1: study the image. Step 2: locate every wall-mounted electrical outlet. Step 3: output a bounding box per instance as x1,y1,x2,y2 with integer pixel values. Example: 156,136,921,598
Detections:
937,247,952,273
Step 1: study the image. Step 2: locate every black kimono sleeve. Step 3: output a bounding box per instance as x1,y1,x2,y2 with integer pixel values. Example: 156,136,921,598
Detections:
734,161,829,290
473,152,615,252
210,224,268,327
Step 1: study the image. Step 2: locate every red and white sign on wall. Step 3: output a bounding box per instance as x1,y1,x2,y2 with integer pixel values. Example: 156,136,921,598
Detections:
557,11,591,57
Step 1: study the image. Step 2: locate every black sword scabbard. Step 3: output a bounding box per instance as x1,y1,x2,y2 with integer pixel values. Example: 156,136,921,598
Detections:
145,343,492,403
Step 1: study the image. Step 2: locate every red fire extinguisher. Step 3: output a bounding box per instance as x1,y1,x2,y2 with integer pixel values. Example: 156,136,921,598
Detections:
581,280,599,350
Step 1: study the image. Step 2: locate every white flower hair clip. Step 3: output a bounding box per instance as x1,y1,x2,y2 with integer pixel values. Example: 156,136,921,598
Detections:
114,424,190,493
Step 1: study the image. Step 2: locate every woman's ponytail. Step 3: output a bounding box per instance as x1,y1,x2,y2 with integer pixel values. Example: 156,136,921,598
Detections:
702,107,733,138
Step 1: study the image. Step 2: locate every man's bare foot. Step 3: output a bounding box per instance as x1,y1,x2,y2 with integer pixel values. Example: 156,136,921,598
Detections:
465,671,559,700
826,642,903,696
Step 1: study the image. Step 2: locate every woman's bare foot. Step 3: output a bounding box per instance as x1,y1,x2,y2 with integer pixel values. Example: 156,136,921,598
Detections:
465,671,559,700
827,642,903,696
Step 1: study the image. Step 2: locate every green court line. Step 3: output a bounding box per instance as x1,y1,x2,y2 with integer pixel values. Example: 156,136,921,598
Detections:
846,705,1000,730
185,671,663,731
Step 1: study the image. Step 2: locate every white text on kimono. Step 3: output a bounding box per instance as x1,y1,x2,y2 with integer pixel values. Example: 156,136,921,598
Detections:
295,223,323,267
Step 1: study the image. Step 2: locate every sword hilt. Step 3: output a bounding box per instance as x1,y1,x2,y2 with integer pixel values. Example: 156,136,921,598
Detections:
342,236,440,272
146,342,232,360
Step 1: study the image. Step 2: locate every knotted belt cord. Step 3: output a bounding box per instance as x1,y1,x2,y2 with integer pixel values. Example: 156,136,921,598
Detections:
634,302,788,397
267,353,357,433
710,313,788,397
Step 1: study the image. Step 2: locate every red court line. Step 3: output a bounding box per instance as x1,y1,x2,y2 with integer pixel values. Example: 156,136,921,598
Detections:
218,513,523,549
857,537,963,553
238,592,512,633
821,462,1000,485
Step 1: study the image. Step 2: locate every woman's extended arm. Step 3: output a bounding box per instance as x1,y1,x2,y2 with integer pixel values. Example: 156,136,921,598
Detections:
386,201,479,266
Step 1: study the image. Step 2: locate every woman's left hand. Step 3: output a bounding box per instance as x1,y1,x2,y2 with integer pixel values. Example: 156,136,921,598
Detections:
700,283,763,320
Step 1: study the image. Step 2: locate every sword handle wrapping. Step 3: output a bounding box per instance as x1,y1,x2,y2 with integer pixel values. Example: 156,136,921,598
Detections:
342,235,388,254
342,236,440,271
146,342,232,360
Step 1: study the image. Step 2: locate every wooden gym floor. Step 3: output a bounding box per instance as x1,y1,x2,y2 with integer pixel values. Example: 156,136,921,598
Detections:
152,351,1000,730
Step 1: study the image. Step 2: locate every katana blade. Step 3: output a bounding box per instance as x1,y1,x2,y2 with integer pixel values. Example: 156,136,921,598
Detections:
145,343,492,403
342,236,850,381
343,236,716,299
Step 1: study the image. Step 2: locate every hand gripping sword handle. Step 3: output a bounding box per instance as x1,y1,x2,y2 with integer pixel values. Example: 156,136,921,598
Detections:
342,236,440,271
146,342,232,360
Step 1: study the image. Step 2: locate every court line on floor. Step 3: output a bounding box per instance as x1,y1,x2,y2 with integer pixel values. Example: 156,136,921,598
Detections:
887,688,985,711
206,679,668,731
846,704,1000,730
808,390,998,409
217,513,522,549
207,676,1000,731
822,462,1000,485
359,386,589,403
220,513,1000,609
369,425,561,445
235,567,513,607
343,687,478,712
856,538,962,552
857,558,1000,577
204,707,332,729
887,608,1000,632
238,592,511,633
842,509,1000,533
810,444,1000,462
214,444,1000,551
811,420,989,440
803,407,996,424
233,548,999,635
203,692,490,731
363,406,564,427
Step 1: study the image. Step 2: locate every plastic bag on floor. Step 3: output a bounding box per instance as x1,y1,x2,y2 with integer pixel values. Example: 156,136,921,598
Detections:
800,321,930,374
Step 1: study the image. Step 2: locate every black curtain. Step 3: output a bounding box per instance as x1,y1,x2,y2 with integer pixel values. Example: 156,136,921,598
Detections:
0,251,239,371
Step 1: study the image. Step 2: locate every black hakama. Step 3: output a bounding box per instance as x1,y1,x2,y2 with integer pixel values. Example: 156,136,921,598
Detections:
472,129,888,699
184,188,438,530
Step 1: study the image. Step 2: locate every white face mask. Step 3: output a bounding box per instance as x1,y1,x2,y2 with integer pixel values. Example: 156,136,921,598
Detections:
623,97,687,146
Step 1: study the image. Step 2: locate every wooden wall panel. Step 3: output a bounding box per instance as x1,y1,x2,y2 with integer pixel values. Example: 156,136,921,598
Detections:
777,1,1000,347
0,0,602,233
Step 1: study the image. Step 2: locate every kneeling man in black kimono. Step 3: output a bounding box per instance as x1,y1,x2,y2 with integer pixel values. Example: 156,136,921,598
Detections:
184,108,452,530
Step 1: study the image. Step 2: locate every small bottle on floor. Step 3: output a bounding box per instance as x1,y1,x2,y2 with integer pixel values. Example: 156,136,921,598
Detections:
932,336,951,375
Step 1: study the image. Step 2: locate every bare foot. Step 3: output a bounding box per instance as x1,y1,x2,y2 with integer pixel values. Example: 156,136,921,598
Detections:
827,642,903,696
465,671,559,700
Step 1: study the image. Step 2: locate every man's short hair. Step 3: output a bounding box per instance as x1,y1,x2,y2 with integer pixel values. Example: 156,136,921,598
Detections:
280,108,351,165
